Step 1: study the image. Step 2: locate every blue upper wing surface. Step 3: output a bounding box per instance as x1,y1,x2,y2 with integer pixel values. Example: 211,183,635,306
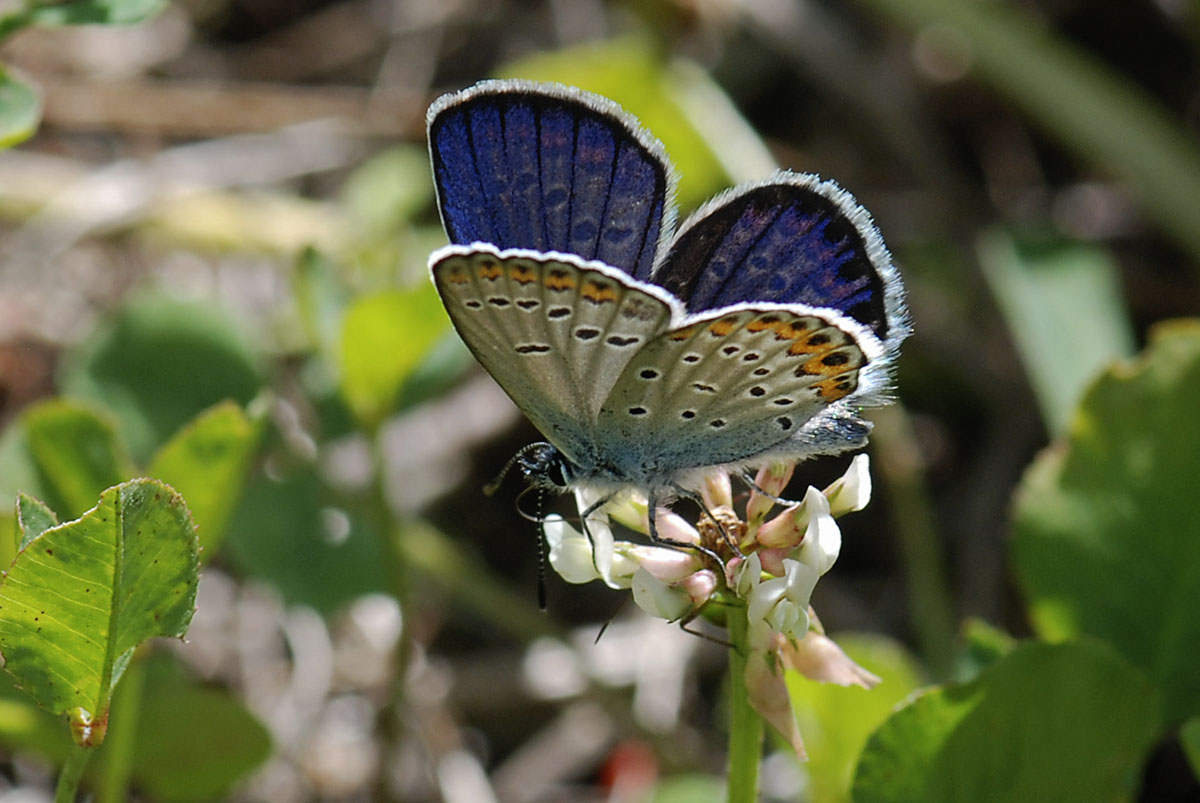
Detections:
655,175,900,341
428,81,673,281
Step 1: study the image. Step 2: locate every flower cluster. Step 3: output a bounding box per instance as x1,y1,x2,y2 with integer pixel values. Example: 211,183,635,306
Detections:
543,455,880,757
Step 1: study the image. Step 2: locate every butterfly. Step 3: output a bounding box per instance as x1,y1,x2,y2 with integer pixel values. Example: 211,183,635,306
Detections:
427,80,908,525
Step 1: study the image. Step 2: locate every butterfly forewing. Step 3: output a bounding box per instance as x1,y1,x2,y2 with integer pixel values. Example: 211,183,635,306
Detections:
428,81,674,280
431,244,679,466
597,306,869,472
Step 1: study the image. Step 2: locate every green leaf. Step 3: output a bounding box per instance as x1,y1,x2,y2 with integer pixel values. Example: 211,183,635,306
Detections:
1012,321,1200,721
147,400,264,560
785,634,923,803
340,145,433,235
21,399,133,518
293,247,348,356
338,285,449,429
59,295,264,461
978,230,1135,435
23,0,165,27
15,492,58,551
954,618,1016,682
648,775,725,803
122,655,270,801
1181,717,1200,784
498,37,775,210
0,68,40,149
0,479,198,745
223,467,386,614
852,641,1160,803
0,670,71,761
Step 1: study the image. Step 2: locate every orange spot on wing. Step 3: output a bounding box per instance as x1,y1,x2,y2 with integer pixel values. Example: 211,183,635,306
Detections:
774,321,810,341
477,261,502,281
668,326,696,341
814,374,858,401
509,264,538,284
708,317,739,337
582,281,619,304
545,270,576,291
746,316,782,333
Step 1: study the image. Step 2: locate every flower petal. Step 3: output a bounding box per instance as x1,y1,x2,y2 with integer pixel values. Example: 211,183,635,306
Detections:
744,649,807,760
544,516,602,584
784,631,882,689
825,454,872,517
631,568,693,621
796,490,841,576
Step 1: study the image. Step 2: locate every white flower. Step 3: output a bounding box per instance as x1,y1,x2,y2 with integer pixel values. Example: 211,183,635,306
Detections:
824,454,872,517
737,553,819,651
544,513,639,589
795,488,841,576
631,568,694,621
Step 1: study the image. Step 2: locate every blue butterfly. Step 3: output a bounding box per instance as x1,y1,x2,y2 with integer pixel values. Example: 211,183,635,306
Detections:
427,80,908,519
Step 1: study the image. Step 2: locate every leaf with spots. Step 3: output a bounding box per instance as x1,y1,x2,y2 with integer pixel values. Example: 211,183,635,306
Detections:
15,492,58,551
0,479,198,747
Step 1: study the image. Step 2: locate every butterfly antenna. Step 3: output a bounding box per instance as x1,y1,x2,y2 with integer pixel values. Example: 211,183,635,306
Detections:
484,443,547,496
534,485,549,610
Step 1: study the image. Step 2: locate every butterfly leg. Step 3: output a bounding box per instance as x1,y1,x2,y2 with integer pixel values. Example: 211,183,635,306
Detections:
667,483,744,559
647,488,726,569
738,469,802,506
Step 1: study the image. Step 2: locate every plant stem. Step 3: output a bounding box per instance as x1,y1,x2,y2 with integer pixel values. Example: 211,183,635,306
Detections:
55,745,93,803
871,406,957,678
725,609,762,803
97,647,149,803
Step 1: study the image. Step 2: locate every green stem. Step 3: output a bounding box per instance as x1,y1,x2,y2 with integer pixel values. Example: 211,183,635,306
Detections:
55,745,93,803
96,647,149,803
871,406,957,678
725,608,762,803
365,432,412,800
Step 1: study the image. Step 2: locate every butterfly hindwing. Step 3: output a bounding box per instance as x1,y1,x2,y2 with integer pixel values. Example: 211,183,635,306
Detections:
431,244,681,466
428,80,675,280
597,305,872,473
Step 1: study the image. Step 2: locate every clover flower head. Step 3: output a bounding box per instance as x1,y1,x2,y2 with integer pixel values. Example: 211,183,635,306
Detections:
541,456,878,757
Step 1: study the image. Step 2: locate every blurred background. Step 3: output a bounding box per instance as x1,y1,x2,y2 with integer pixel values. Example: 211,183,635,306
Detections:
0,0,1198,800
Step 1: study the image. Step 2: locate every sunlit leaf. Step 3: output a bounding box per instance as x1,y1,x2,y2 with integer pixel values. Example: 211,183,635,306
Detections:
20,399,133,518
786,634,923,802
978,230,1134,435
0,480,198,746
23,0,165,26
853,641,1159,803
148,401,264,560
15,492,58,551
648,774,725,803
341,145,433,235
0,69,39,149
1013,321,1200,721
338,284,449,429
